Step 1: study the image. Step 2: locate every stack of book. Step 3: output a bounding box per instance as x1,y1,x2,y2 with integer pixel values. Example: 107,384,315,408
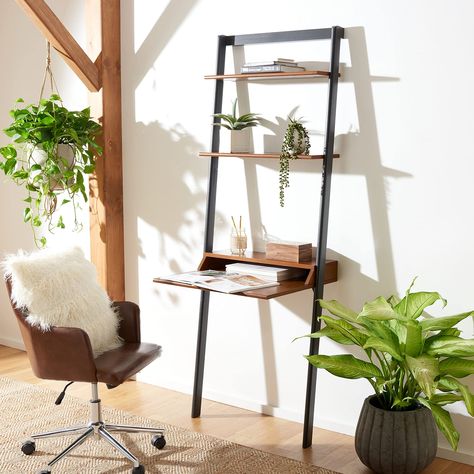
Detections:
240,58,305,74
225,263,304,282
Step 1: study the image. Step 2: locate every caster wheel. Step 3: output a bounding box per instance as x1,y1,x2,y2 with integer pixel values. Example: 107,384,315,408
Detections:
132,465,145,474
38,471,51,474
151,434,166,449
21,440,36,455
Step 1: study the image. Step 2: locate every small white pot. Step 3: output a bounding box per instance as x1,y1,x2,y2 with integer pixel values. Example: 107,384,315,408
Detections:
28,143,76,190
230,129,252,153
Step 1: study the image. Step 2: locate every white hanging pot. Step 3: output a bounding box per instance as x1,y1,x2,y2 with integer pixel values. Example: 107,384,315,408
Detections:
28,143,76,190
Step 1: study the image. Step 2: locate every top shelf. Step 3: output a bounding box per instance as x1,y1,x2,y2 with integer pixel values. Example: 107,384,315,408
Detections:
205,70,333,80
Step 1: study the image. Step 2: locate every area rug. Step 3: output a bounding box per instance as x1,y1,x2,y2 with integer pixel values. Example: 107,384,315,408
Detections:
0,377,337,473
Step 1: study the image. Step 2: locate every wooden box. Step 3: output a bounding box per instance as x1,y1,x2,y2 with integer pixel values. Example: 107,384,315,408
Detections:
265,241,312,262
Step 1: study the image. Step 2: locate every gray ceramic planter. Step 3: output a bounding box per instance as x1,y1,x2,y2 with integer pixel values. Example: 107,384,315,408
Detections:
355,395,437,474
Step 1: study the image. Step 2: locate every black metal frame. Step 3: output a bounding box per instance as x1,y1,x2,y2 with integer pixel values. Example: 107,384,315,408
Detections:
191,27,344,448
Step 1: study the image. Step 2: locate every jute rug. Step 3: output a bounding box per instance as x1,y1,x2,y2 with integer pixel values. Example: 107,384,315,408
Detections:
0,377,338,473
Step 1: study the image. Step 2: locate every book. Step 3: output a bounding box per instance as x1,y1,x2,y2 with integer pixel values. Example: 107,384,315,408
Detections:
161,270,279,294
225,263,305,281
243,59,297,67
240,64,305,74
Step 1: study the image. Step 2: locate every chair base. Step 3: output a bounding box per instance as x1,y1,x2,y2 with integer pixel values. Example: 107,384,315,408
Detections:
23,383,165,472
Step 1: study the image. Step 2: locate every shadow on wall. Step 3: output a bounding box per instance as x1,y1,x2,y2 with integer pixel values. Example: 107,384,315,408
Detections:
238,26,410,410
121,0,217,305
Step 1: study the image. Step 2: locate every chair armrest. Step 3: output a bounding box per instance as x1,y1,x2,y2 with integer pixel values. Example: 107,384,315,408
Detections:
113,301,141,343
19,322,98,383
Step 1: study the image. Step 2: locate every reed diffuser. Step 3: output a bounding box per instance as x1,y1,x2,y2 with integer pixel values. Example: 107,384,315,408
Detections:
230,216,247,256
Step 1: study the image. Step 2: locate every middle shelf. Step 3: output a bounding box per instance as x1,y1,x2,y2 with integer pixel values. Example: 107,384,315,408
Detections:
198,152,340,159
154,251,338,300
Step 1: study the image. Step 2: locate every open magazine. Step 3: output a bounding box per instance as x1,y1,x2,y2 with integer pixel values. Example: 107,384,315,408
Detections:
161,270,279,294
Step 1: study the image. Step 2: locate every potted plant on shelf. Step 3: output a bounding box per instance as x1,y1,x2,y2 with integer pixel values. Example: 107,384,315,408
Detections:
279,116,310,207
299,279,474,474
0,94,102,247
212,99,260,153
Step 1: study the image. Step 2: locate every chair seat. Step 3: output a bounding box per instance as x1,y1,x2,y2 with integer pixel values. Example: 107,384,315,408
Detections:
95,342,161,386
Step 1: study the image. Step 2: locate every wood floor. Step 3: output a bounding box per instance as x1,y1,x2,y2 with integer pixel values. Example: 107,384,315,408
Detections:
0,345,472,474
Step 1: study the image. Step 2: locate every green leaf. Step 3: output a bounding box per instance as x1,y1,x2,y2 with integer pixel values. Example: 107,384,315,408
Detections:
387,294,401,307
306,354,382,380
320,315,368,347
294,326,353,345
29,164,42,172
358,296,402,321
406,355,439,398
3,158,17,175
439,328,462,337
440,376,474,416
438,376,459,392
439,358,474,378
404,320,423,357
417,398,459,450
421,312,474,332
395,292,447,319
23,208,32,223
0,144,17,159
56,215,65,229
318,299,359,323
425,336,474,357
430,393,463,406
363,336,403,361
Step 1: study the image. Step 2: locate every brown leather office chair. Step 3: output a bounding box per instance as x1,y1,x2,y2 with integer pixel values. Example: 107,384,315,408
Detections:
5,277,165,474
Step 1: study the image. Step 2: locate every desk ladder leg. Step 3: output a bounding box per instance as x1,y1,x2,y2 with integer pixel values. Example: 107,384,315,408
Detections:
192,290,210,417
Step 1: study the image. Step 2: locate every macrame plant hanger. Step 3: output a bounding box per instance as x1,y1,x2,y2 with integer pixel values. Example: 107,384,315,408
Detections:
39,41,61,102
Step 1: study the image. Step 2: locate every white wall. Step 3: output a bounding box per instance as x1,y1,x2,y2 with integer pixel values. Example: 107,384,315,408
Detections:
0,0,473,465
0,0,88,347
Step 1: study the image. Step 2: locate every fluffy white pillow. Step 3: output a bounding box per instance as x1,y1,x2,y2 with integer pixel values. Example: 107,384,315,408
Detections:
4,247,122,357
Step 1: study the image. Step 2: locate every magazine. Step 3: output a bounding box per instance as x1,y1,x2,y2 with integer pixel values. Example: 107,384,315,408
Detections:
161,270,279,294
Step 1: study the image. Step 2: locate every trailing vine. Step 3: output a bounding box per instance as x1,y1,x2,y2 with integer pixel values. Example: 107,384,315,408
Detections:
279,117,310,207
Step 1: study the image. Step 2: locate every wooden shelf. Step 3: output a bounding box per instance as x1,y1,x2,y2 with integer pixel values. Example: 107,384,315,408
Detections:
205,70,333,80
154,251,338,300
198,152,339,160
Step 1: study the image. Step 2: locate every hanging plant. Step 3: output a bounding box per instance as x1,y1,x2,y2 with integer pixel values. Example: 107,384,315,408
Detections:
279,116,310,207
0,94,102,247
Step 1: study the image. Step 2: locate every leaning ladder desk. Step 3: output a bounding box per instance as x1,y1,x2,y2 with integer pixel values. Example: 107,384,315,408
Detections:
154,26,344,448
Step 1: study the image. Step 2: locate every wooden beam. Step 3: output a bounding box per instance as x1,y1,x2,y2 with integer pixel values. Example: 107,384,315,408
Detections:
88,0,125,301
15,0,101,92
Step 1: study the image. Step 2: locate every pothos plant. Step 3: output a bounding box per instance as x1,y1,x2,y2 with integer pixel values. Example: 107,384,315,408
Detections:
0,94,102,247
299,279,474,450
279,116,310,207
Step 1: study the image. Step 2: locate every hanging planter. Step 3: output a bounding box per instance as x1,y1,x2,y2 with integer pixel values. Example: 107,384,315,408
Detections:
279,116,310,207
0,43,102,247
0,95,102,247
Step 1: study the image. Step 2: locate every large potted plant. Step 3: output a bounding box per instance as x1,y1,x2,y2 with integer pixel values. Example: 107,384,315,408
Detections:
212,99,260,153
0,94,102,246
300,279,474,474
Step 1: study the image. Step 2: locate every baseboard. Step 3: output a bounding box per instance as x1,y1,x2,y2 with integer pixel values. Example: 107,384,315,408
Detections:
134,374,474,465
437,447,474,466
0,336,24,351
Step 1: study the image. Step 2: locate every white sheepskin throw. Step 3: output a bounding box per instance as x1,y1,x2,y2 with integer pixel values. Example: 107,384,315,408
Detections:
3,247,122,357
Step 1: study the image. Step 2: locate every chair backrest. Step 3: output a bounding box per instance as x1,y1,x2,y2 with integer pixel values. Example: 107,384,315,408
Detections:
5,277,98,383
